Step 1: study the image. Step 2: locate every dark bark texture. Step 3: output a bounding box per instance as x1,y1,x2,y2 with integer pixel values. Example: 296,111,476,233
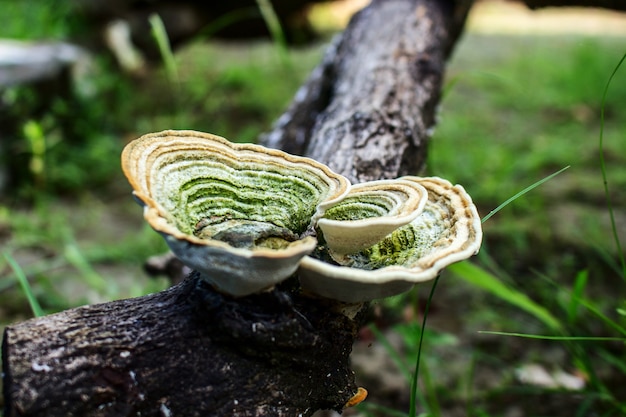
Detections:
2,0,472,415
3,275,363,416
261,0,471,182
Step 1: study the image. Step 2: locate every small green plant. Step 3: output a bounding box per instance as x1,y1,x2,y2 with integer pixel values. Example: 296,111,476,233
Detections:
149,13,180,87
4,252,45,317
363,45,626,415
22,120,47,190
451,49,626,415
255,0,291,67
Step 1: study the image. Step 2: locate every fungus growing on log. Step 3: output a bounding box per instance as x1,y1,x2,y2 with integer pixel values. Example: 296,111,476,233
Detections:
316,179,428,259
123,132,482,304
121,130,350,297
299,176,483,303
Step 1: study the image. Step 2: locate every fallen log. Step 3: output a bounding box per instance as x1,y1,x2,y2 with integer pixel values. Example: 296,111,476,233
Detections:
3,275,364,416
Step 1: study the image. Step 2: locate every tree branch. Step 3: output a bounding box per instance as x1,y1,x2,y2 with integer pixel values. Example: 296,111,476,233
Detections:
3,275,364,416
262,0,472,182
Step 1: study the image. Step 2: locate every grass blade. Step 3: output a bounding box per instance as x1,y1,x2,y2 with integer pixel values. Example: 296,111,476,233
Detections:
4,252,45,317
567,269,588,324
534,269,626,337
64,241,110,295
449,261,562,331
477,331,624,342
409,275,440,417
598,51,626,280
481,165,569,223
255,0,290,66
149,13,180,85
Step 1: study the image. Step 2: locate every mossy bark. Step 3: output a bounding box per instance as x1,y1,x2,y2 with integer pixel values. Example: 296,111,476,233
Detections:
2,0,472,415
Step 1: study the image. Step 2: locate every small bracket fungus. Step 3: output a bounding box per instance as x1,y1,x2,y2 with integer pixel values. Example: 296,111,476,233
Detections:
316,179,428,260
298,176,482,303
122,130,350,296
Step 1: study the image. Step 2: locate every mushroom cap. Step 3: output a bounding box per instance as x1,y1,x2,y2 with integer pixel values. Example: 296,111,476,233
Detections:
298,176,482,303
122,130,351,296
316,179,428,258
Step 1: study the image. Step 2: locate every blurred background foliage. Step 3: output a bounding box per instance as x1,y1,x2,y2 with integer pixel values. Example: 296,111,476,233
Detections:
1,0,626,416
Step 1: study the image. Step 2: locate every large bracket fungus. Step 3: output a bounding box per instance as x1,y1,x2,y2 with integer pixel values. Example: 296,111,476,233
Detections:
121,130,350,296
122,130,482,301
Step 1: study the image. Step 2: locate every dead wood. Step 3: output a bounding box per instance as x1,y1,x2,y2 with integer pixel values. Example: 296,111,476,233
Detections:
261,0,471,182
3,275,364,416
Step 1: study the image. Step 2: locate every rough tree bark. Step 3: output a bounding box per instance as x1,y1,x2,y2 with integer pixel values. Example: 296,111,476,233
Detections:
261,0,470,182
2,0,472,416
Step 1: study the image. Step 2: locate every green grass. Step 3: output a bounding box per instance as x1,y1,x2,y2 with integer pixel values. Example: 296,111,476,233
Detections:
351,35,626,416
0,0,74,40
3,253,44,317
430,36,626,273
0,2,320,318
598,51,626,279
149,13,180,87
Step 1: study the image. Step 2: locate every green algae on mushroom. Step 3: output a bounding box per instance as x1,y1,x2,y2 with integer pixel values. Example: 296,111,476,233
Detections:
316,179,428,260
299,176,482,303
122,130,351,297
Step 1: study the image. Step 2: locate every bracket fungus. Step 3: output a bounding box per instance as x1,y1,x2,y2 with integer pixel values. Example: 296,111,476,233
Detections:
121,130,350,296
122,130,481,302
299,177,482,303
317,179,428,260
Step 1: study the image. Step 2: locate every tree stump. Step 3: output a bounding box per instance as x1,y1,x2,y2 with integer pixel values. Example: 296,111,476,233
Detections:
2,0,472,415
